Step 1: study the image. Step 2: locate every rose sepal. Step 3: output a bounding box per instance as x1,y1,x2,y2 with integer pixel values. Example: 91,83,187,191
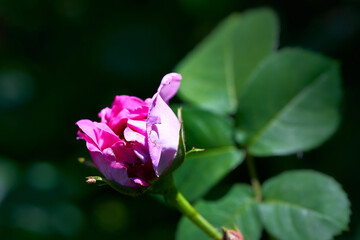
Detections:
106,179,151,197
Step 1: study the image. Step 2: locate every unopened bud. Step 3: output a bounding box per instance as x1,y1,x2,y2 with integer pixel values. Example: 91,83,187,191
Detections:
222,227,244,240
86,178,97,184
86,176,103,184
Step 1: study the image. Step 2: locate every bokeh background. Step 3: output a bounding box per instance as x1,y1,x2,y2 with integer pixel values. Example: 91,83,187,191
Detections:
0,0,359,239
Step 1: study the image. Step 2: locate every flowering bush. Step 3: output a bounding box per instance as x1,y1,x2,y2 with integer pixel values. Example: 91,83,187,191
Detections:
76,8,351,240
76,73,182,187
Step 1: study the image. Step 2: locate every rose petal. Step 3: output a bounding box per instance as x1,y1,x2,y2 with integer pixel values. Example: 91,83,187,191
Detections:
111,141,141,165
113,95,148,112
110,96,149,122
147,94,180,176
89,146,145,187
99,96,149,135
132,178,148,186
76,119,120,150
157,73,182,103
147,123,162,174
124,127,146,145
132,142,150,163
127,119,147,135
98,107,112,123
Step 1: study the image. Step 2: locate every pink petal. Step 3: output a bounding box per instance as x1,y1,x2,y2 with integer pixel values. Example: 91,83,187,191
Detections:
111,141,140,165
124,127,146,145
123,125,151,163
76,119,120,151
147,123,162,174
157,73,182,103
110,96,149,122
132,142,150,163
98,107,112,122
99,96,149,135
132,178,149,186
127,119,147,135
147,94,181,176
112,95,148,112
89,146,145,187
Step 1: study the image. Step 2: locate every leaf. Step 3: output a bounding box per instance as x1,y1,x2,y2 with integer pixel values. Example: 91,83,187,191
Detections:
236,48,342,156
174,146,243,202
180,106,234,149
173,106,244,202
260,170,350,240
176,184,262,240
176,8,279,114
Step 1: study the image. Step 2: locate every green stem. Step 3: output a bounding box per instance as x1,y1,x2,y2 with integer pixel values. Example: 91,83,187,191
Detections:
246,153,262,202
165,188,222,240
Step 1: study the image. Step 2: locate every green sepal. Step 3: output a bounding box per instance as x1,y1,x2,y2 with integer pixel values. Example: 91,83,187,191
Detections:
106,179,151,197
148,174,176,196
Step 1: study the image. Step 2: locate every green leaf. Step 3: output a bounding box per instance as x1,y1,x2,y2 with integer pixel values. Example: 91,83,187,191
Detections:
260,170,350,240
174,146,243,202
176,184,262,240
176,8,279,114
174,106,244,201
236,48,342,156
180,106,234,149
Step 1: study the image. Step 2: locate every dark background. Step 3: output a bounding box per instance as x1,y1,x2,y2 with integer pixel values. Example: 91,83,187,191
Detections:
0,0,359,239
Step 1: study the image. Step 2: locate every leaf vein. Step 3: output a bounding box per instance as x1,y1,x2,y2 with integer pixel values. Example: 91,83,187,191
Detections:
265,199,344,229
248,67,331,147
224,40,238,112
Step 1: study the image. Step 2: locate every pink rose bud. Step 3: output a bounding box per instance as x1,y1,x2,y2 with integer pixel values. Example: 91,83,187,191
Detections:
222,228,244,240
76,73,183,188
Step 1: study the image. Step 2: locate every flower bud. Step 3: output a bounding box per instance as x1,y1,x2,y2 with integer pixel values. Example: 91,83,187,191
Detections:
222,228,244,240
76,73,184,193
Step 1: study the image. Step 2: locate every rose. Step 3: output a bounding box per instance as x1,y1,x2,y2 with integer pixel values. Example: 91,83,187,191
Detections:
223,228,244,240
76,73,182,188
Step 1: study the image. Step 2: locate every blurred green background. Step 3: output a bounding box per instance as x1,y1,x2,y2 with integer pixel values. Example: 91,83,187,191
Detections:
0,0,359,239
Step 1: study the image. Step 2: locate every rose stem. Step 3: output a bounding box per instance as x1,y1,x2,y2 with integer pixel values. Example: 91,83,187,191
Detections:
165,188,222,239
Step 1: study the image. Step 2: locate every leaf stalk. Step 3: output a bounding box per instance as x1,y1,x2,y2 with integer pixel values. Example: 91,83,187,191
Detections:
246,153,262,202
